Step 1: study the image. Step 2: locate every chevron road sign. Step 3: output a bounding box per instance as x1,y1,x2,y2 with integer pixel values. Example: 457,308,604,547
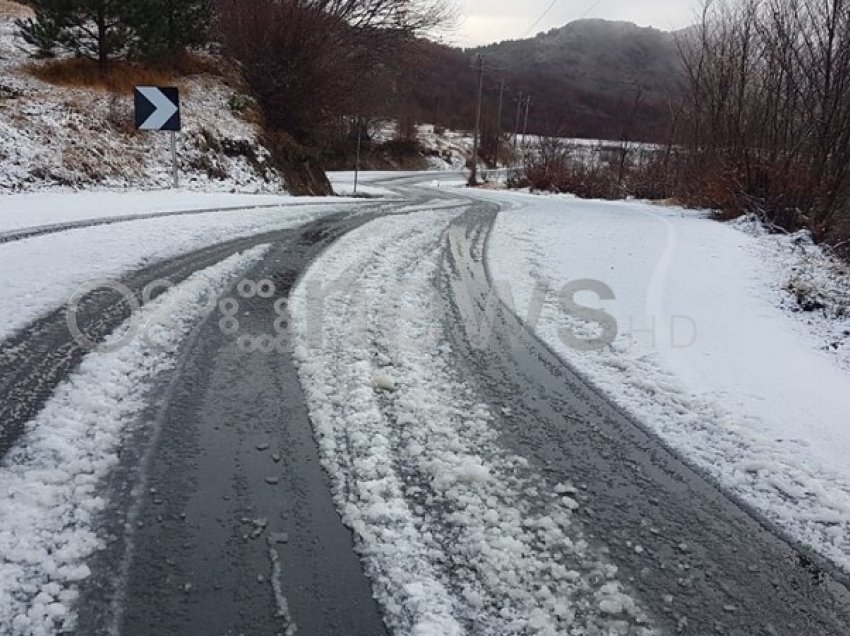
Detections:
134,86,181,187
134,86,181,131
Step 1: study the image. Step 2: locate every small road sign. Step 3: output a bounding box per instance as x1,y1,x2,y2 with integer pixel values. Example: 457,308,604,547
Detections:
134,86,181,188
134,86,181,132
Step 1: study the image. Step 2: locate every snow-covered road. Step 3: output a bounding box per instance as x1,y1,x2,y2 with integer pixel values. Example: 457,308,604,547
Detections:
0,246,271,635
0,191,296,234
2,177,850,635
0,193,379,340
290,198,651,635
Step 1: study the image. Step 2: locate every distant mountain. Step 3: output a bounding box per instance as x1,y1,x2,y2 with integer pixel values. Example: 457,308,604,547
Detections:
474,19,681,96
471,19,685,140
406,19,686,142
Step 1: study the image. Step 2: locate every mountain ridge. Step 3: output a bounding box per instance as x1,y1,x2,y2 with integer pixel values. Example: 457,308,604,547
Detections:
408,18,685,142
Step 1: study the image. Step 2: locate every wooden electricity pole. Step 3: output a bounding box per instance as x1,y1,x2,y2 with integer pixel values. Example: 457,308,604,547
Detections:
513,91,523,150
469,56,485,186
522,95,532,145
495,79,506,168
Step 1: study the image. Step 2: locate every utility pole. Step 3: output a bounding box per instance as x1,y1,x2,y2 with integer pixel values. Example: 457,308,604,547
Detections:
513,91,523,151
354,121,362,195
495,79,506,169
469,55,485,186
522,95,532,146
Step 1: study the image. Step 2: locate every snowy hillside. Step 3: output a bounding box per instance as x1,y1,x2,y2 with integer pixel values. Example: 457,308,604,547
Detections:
0,2,284,194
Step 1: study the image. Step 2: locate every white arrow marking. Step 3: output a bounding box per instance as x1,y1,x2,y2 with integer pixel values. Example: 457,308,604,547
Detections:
138,87,178,130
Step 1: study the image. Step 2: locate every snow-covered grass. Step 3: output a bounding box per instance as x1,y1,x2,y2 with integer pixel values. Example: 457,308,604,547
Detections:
289,206,652,635
0,245,270,636
0,6,283,193
0,197,350,341
478,188,850,573
732,216,850,373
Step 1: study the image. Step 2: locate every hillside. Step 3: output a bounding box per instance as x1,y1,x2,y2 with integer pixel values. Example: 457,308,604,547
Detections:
407,19,685,142
0,6,687,194
474,20,682,97
0,2,286,194
472,19,684,141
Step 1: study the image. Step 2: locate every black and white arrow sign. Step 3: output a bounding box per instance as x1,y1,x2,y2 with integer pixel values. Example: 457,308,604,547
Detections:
134,86,181,131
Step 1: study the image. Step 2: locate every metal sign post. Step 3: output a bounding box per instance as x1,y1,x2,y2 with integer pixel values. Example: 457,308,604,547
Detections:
134,86,182,189
170,131,179,189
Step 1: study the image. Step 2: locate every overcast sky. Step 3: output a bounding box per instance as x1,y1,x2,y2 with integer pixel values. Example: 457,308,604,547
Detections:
452,0,703,47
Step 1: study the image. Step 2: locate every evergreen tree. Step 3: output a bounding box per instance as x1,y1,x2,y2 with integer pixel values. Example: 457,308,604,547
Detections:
18,0,132,65
130,0,212,61
17,0,212,66
16,0,71,58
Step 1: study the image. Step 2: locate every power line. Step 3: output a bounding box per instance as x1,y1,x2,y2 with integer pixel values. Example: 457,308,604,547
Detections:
524,0,560,37
579,0,606,20
524,0,607,38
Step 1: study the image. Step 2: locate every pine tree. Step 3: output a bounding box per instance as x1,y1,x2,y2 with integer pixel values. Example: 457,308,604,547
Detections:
129,0,213,61
16,0,72,58
17,0,211,66
18,0,133,65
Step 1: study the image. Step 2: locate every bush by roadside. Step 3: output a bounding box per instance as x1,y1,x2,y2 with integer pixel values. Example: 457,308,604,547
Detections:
510,137,671,201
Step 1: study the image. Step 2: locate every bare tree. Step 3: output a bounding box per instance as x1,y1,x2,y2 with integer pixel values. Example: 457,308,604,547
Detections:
670,0,850,245
216,0,452,144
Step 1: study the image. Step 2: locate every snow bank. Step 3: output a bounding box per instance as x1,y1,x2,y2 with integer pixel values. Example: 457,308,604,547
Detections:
482,189,850,573
731,215,850,373
290,205,652,634
0,246,270,636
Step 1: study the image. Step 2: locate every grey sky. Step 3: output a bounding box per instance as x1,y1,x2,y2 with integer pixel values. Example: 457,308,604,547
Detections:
453,0,703,46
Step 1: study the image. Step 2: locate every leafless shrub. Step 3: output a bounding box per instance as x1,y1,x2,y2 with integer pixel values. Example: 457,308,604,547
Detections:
670,0,850,248
516,137,676,200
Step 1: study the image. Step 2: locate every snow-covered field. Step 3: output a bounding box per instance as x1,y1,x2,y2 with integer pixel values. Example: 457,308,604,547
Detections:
479,188,850,573
0,194,355,341
368,121,652,173
289,205,652,635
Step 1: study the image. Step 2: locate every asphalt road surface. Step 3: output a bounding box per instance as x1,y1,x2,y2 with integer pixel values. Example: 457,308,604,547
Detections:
2,174,850,635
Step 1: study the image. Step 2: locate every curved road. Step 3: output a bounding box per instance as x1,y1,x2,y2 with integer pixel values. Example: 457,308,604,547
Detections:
1,175,849,635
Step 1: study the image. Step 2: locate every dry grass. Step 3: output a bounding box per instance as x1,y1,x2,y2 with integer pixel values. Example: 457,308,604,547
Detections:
0,0,31,18
26,54,225,94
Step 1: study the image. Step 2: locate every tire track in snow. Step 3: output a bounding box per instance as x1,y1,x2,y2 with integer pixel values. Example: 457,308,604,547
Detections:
440,201,850,634
105,212,391,636
290,203,652,635
0,201,374,245
0,200,373,245
0,246,271,636
0,209,377,460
